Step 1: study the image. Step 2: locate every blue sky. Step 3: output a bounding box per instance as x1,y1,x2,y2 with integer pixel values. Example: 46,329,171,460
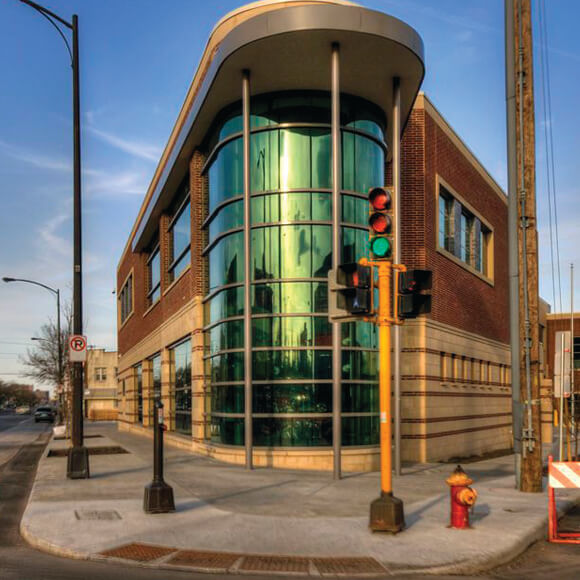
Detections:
0,0,578,388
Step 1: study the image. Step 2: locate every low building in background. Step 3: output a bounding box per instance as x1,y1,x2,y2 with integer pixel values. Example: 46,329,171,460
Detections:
84,348,118,421
115,0,511,469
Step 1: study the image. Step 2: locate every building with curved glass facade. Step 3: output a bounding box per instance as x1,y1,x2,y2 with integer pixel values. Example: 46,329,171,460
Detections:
116,1,511,470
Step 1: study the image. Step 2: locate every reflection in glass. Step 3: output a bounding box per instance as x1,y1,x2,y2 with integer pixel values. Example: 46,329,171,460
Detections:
254,418,333,447
209,232,244,290
172,340,191,435
253,384,332,413
342,416,379,446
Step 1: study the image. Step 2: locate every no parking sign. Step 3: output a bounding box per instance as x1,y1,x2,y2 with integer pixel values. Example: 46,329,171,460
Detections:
69,335,87,362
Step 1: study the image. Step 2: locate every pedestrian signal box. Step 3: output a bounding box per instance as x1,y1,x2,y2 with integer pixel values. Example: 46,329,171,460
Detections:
398,269,432,318
328,263,372,321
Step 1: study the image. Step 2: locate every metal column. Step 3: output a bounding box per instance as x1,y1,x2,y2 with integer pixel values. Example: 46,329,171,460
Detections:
331,43,342,480
392,78,402,476
242,70,253,470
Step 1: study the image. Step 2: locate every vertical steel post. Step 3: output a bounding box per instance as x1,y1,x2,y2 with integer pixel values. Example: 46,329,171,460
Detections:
392,78,402,476
369,261,404,533
571,263,575,452
242,70,253,470
505,0,522,489
559,332,565,461
331,43,342,480
67,13,89,479
56,289,63,422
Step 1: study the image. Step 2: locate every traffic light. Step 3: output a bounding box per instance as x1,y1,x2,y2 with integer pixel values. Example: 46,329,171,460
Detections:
328,263,372,321
398,269,432,319
368,187,393,260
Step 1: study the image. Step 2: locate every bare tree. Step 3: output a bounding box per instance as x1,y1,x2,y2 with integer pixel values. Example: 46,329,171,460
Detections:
20,303,72,387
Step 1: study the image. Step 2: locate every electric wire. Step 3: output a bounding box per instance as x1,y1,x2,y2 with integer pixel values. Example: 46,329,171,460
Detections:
536,0,557,311
538,0,563,312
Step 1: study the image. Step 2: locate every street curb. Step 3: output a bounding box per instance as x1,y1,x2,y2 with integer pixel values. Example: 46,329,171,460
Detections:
19,503,572,578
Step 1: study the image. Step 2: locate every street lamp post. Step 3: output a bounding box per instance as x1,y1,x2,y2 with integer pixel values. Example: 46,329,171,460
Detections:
15,0,88,478
2,278,63,412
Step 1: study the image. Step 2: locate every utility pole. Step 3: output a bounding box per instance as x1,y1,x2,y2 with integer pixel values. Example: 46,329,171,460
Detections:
506,0,542,492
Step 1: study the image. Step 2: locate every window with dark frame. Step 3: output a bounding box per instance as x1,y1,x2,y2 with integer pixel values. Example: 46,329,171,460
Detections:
147,241,161,306
168,178,191,283
438,184,491,277
119,274,133,324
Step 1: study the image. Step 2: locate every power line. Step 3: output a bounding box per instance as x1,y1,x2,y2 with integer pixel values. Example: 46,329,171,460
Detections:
538,0,562,311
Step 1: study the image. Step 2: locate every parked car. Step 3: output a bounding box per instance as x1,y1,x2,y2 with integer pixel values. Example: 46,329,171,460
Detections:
34,406,56,423
15,405,31,415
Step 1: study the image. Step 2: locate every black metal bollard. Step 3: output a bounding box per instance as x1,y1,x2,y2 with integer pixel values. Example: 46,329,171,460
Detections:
143,400,175,513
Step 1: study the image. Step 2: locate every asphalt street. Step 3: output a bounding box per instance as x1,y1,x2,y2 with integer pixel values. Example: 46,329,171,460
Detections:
0,415,578,579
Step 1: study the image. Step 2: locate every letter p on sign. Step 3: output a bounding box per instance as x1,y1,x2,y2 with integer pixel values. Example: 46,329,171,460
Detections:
69,335,87,362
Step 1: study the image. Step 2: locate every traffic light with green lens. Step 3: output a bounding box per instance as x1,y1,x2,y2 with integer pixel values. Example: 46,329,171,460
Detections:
368,187,393,260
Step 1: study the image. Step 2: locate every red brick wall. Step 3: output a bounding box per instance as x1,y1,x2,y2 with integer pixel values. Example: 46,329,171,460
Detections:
117,150,207,358
418,109,509,344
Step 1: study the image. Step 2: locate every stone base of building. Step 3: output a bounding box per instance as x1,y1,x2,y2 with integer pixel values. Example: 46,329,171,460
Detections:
119,421,379,472
400,318,513,463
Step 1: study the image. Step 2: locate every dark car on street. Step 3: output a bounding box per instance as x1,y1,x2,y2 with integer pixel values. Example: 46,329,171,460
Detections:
34,406,56,423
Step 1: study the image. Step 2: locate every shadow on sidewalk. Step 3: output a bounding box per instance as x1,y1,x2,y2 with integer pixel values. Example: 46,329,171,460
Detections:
405,493,446,529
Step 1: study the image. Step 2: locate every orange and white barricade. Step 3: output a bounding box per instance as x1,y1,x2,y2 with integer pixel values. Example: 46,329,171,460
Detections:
548,455,580,544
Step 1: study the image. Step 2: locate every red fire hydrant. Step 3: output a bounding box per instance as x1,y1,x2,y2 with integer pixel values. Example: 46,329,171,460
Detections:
446,465,477,529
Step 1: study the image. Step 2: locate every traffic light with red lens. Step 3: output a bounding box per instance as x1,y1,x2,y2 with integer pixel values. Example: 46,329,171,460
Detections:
368,187,393,260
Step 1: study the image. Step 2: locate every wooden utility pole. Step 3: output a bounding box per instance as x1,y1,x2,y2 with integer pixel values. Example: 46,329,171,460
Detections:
509,0,543,492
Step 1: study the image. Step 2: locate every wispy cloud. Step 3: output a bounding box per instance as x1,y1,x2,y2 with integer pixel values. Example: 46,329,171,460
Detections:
0,139,70,172
85,169,149,197
87,126,162,162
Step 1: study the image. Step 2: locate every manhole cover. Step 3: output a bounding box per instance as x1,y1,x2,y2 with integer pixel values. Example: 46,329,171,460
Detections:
168,549,239,570
312,556,386,575
75,510,122,521
100,543,176,561
241,555,310,573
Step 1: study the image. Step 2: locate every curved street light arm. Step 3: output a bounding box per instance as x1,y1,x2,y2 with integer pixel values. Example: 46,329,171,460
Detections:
18,0,73,64
2,277,58,297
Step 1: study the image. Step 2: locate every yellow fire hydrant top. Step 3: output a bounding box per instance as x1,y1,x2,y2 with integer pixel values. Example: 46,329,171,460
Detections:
446,465,474,487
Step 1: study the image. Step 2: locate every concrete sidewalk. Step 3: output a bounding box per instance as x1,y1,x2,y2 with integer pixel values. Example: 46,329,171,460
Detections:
20,423,580,577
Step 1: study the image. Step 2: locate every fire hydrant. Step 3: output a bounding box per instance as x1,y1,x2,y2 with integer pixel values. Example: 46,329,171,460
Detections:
446,465,477,529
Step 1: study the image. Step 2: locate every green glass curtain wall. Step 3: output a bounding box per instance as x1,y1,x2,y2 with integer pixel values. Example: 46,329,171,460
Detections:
206,92,383,448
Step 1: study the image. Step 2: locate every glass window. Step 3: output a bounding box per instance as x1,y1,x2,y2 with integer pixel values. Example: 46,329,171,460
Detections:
342,383,379,413
135,364,143,423
169,202,191,282
219,115,243,141
119,274,133,324
253,418,332,447
311,129,332,189
209,201,243,242
253,384,332,413
148,354,161,423
342,133,384,194
251,130,279,192
342,416,379,446
341,350,378,381
147,246,160,304
279,128,311,191
341,321,378,349
211,417,244,445
342,195,368,226
252,350,332,380
209,232,244,290
208,352,244,383
171,340,191,435
209,286,244,323
209,320,244,354
212,385,244,413
342,227,369,264
209,138,244,210
252,316,330,348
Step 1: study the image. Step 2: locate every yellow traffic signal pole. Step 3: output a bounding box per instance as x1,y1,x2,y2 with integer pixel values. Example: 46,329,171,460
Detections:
363,258,406,533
